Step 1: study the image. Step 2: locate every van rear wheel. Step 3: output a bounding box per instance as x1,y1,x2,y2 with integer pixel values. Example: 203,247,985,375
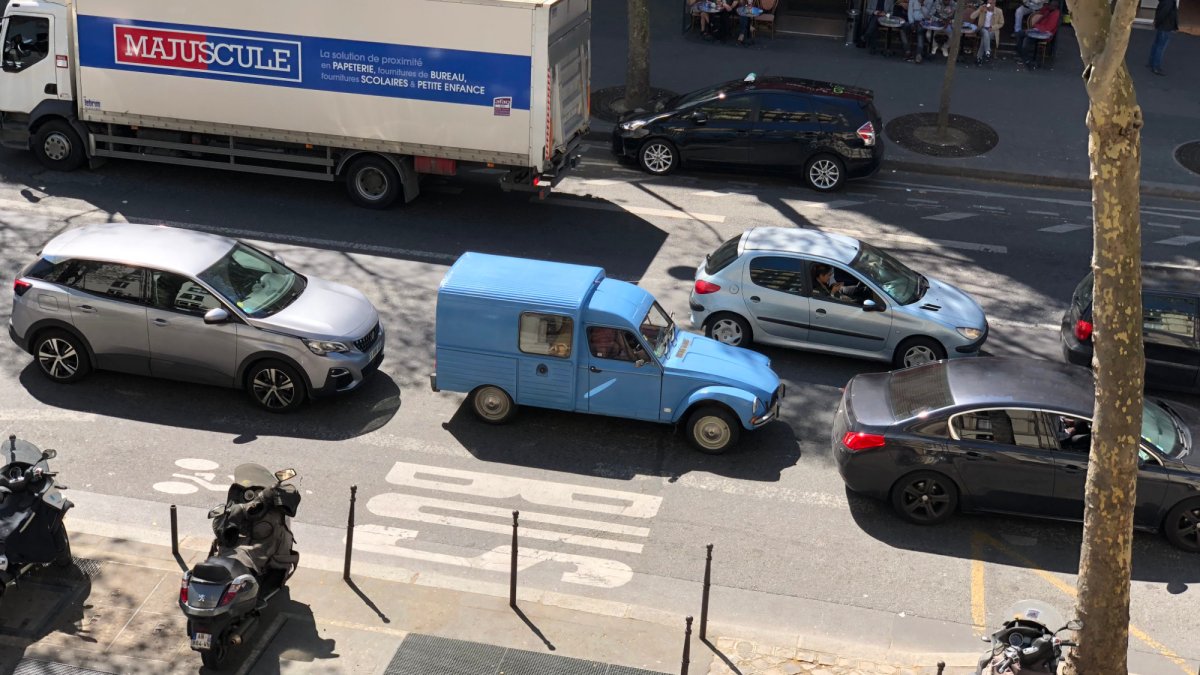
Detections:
471,385,516,424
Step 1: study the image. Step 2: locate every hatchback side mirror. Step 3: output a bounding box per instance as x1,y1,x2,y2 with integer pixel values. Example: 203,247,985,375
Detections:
204,308,230,324
690,111,708,125
862,299,883,312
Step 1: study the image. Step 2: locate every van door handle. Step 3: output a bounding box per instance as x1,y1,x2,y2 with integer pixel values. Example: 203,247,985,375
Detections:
153,318,169,327
77,305,97,313
815,308,827,315
589,366,601,373
749,296,761,303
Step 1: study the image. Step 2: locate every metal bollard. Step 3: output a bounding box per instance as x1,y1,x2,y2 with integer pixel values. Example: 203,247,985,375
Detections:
699,544,713,640
170,504,178,557
343,485,357,581
510,510,519,608
936,661,945,675
681,615,693,675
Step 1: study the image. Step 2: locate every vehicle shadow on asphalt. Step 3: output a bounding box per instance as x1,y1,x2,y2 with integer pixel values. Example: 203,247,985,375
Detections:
845,488,1199,586
441,402,802,482
0,558,94,671
17,365,403,441
219,588,338,675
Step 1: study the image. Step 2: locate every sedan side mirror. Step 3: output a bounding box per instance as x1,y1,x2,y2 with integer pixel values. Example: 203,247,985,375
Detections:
690,111,708,125
862,299,883,312
204,308,230,324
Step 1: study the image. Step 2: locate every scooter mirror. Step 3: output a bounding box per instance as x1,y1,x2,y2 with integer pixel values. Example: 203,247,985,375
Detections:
981,635,992,642
275,468,297,482
1065,619,1083,631
41,448,57,460
208,504,227,519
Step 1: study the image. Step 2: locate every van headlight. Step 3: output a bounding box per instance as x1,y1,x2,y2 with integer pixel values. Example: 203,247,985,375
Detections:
956,327,984,341
619,119,649,131
303,339,350,356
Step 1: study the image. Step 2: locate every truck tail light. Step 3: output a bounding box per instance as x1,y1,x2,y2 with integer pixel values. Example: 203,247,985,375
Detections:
1074,319,1093,342
694,280,721,295
14,279,32,297
841,431,886,452
857,121,876,147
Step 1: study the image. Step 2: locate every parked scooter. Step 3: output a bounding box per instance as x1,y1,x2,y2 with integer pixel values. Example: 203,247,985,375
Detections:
977,600,1082,674
180,464,300,669
0,434,72,597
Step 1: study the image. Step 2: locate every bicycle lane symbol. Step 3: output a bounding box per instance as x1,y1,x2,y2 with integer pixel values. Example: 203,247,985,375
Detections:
152,458,232,495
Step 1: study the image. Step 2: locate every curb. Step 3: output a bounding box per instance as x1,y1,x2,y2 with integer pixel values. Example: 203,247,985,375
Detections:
580,129,1200,202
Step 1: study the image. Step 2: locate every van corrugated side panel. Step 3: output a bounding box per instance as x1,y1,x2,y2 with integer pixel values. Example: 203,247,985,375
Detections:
435,348,517,396
516,355,574,410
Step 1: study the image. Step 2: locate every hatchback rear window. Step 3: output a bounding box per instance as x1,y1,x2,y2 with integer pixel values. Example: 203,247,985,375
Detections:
887,364,954,420
706,235,742,275
1072,272,1094,312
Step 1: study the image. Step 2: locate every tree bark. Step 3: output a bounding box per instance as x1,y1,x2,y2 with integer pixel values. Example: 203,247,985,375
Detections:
1061,0,1144,673
935,0,968,137
626,0,651,111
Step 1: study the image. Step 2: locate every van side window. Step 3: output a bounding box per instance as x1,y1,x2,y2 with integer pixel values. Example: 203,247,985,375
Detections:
2,16,50,73
519,313,573,358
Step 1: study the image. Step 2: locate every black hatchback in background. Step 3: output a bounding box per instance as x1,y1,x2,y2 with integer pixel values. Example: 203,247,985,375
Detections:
1061,266,1200,393
611,75,883,192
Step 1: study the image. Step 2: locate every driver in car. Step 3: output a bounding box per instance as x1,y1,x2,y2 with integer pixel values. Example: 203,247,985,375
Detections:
813,264,866,303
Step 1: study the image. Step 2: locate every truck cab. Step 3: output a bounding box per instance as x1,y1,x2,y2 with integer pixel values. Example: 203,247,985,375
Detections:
431,253,783,454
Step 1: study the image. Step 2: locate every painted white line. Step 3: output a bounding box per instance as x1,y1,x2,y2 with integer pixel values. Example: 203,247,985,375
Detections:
1027,210,1060,216
781,199,863,210
1153,236,1200,247
691,190,752,197
535,196,725,223
923,211,977,222
1144,261,1200,271
1039,224,1089,233
580,179,623,187
905,197,939,204
0,410,99,422
974,205,1006,212
1147,222,1181,229
826,227,1007,254
987,317,1060,331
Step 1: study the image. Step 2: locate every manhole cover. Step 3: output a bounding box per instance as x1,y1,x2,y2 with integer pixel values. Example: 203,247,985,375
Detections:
1174,141,1200,175
886,112,999,158
590,86,678,124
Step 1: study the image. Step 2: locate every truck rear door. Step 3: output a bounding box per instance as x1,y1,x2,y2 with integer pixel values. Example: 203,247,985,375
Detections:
546,0,590,163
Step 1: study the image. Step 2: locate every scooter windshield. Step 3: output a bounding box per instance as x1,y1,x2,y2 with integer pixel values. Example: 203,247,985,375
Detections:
233,463,276,489
1,437,49,472
1000,599,1064,633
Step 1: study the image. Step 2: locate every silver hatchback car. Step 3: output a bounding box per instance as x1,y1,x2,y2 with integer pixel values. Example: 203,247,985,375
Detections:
9,223,384,412
689,228,987,368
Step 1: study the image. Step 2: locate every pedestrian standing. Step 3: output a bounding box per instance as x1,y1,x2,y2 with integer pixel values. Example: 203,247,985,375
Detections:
1148,0,1177,76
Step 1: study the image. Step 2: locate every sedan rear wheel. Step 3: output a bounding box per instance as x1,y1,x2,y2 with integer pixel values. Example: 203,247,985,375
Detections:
891,471,958,525
705,313,752,347
1163,499,1200,553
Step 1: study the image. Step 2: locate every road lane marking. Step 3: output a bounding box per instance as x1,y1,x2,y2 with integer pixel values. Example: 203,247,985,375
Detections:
825,227,1007,254
691,189,752,197
974,205,1006,212
0,410,98,422
1153,235,1200,247
1028,210,1060,216
987,317,1059,331
923,212,977,222
781,198,863,210
906,197,939,204
971,531,987,634
1038,224,1089,234
981,533,1192,674
535,196,725,223
1146,222,1181,229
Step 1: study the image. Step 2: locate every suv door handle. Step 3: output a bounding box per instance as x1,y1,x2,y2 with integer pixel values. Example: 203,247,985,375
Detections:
153,318,169,327
964,451,984,460
815,308,827,315
749,296,761,303
77,305,96,313
589,366,601,373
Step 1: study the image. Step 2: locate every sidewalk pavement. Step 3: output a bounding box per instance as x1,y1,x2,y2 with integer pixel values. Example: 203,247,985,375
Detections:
589,3,1200,200
0,532,978,675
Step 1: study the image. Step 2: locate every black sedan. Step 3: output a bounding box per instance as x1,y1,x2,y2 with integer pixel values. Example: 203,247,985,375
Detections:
831,357,1200,552
611,75,883,192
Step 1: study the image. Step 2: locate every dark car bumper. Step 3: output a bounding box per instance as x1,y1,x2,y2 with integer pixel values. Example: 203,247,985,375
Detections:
8,322,27,353
611,126,641,160
845,142,884,180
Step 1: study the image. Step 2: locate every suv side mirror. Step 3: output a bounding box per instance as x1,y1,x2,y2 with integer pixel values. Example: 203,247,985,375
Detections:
204,308,230,324
862,299,883,312
690,111,708,125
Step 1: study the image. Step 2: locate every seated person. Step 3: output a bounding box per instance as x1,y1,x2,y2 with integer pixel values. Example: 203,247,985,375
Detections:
688,0,713,37
812,264,866,303
858,0,899,50
1058,417,1091,451
588,326,630,360
1017,0,1061,68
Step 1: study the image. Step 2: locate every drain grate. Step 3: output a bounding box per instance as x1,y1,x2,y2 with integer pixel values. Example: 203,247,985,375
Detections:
15,660,117,675
383,633,669,675
1175,141,1200,176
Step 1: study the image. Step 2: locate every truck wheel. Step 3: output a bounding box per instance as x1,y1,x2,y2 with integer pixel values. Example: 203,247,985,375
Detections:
686,406,739,454
345,155,401,209
471,385,516,424
33,120,87,171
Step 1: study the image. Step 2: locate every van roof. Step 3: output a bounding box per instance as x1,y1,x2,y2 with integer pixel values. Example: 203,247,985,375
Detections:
439,252,604,312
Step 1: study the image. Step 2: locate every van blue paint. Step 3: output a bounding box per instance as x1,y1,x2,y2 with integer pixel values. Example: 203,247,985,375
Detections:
432,253,784,452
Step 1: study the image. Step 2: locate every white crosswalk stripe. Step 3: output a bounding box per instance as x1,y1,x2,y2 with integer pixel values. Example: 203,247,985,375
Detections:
922,211,977,222
1038,224,1089,233
1153,235,1200,247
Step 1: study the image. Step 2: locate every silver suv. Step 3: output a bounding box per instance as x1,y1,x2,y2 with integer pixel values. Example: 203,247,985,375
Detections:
9,224,384,412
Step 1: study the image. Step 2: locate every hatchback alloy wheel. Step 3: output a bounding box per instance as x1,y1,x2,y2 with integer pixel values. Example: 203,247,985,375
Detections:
807,158,842,191
252,368,297,410
37,337,80,380
639,140,677,175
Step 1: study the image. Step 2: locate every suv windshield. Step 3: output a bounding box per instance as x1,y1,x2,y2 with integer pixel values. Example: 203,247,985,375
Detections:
640,302,676,360
1143,400,1190,459
198,244,306,318
849,243,922,305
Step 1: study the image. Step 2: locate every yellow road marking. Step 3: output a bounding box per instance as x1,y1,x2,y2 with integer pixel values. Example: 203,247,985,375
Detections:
970,531,987,634
979,533,1192,674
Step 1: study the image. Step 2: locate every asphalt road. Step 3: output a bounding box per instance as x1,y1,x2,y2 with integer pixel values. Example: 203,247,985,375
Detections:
1,145,1198,672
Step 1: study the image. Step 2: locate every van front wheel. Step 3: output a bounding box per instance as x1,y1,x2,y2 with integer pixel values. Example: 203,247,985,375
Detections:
471,385,516,424
686,406,740,454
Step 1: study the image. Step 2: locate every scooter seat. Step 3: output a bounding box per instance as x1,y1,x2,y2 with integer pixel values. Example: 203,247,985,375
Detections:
191,556,251,583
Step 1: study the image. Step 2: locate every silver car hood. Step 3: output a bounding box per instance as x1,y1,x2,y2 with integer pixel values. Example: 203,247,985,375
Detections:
255,277,378,341
913,277,987,330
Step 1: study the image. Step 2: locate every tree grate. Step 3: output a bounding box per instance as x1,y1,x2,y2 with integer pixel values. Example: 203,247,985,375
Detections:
383,633,669,675
14,660,117,675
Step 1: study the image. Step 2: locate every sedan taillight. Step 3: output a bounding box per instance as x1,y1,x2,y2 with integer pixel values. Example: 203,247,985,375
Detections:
1074,319,1093,342
694,279,722,295
857,121,876,147
842,431,886,451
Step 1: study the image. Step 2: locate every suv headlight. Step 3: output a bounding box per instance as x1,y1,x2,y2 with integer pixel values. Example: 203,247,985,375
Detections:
303,339,350,356
956,327,984,341
619,119,649,131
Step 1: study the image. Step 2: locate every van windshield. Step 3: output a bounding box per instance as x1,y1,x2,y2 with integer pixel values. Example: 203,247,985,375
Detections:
641,302,675,360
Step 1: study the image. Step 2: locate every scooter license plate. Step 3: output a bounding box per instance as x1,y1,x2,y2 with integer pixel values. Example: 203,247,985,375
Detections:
191,632,213,650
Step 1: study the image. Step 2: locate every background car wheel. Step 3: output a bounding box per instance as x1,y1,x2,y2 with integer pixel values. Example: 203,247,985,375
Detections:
686,405,740,454
705,313,752,347
471,385,516,424
893,337,947,369
1163,499,1200,553
891,471,958,525
33,120,86,171
33,330,91,383
345,154,401,209
638,139,678,175
246,360,307,413
803,154,846,192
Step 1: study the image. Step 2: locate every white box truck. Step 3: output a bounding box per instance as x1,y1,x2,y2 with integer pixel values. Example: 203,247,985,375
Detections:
0,0,590,208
